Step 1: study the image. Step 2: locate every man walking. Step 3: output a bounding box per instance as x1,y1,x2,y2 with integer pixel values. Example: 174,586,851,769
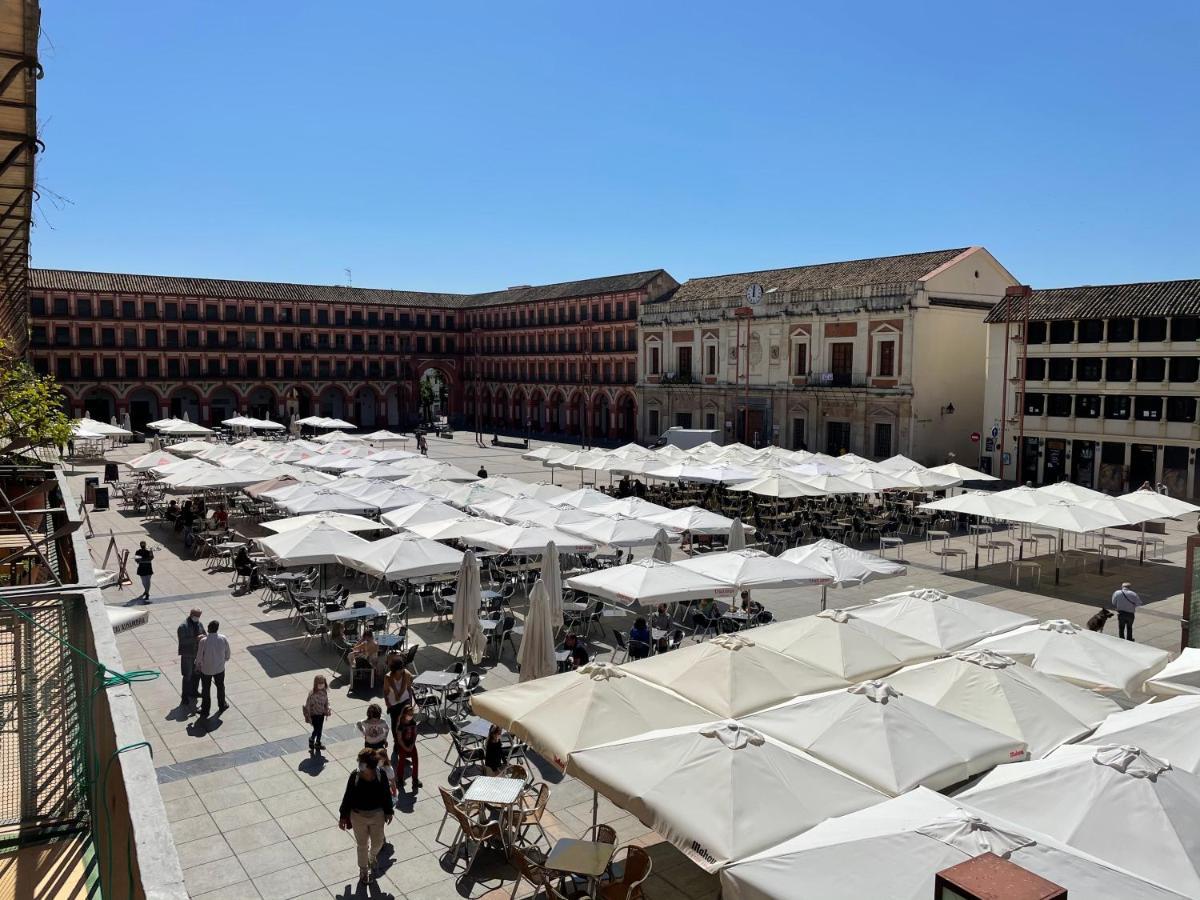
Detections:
196,620,231,717
177,608,204,710
1111,581,1144,642
133,541,154,604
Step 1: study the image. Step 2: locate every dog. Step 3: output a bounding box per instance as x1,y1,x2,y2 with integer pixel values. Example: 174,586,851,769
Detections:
1087,608,1113,633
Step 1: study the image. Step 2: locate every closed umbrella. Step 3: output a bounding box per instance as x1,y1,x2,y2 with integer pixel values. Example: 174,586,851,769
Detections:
960,743,1200,898
974,619,1169,700
652,528,673,563
887,649,1121,758
744,680,1027,795
567,721,886,872
517,579,557,683
542,541,564,629
1073,695,1200,774
721,787,1183,900
728,517,747,551
453,550,485,665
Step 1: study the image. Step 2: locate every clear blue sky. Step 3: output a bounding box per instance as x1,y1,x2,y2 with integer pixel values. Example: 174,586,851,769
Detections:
32,1,1200,292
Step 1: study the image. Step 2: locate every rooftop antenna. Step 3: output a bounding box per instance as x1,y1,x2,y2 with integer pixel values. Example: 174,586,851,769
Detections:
344,268,352,286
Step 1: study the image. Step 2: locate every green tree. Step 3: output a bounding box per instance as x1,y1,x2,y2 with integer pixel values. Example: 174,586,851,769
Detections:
419,378,434,426
0,341,71,458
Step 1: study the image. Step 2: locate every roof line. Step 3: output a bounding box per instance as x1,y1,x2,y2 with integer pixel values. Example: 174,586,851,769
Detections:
680,248,971,284
917,246,983,282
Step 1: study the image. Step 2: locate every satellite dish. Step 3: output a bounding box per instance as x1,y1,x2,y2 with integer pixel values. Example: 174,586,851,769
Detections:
745,283,764,305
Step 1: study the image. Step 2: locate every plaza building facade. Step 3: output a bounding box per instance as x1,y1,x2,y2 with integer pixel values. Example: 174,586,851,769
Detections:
27,268,676,438
981,279,1200,497
638,247,1017,464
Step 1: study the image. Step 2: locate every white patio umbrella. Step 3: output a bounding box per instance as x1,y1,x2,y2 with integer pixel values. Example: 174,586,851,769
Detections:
157,420,215,437
470,495,553,522
279,489,379,516
561,515,676,548
261,512,383,534
960,743,1200,898
1073,696,1200,775
588,496,672,519
624,633,849,718
840,466,913,492
338,532,463,580
470,662,714,770
651,528,673,563
1116,488,1200,519
727,517,747,551
547,487,616,510
517,579,557,683
522,444,563,461
74,417,131,437
341,484,427,513
126,450,184,471
974,619,1169,700
744,680,1027,795
512,482,572,503
780,539,905,609
789,471,868,494
404,517,505,543
565,558,724,608
380,500,467,531
644,462,758,484
1039,482,1110,504
876,454,922,472
258,521,370,593
753,608,942,682
720,787,1184,900
519,506,605,531
146,416,183,430
727,473,829,498
887,649,1121,758
919,490,1022,518
677,549,830,590
1144,648,1200,698
893,466,961,491
541,541,564,629
405,462,479,483
641,505,743,536
364,448,417,462
164,439,215,456
927,461,1000,481
453,550,485,665
323,417,356,429
362,429,410,444
347,463,415,479
439,483,507,508
293,415,329,427
568,721,886,872
473,475,529,496
162,467,265,492
853,588,1035,651
466,522,596,555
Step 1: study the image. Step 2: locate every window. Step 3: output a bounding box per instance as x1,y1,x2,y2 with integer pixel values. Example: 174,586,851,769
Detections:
121,300,136,318
1077,358,1102,381
648,409,660,437
1077,319,1104,343
1166,397,1197,423
262,307,274,324
264,359,277,377
676,346,693,378
207,359,220,377
76,298,92,317
830,343,853,379
143,301,158,319
1023,393,1045,415
1074,395,1101,418
1138,317,1167,342
78,327,94,347
167,358,181,378
1135,396,1162,420
54,326,70,346
648,344,661,375
675,412,693,428
1048,321,1074,344
705,412,717,430
183,304,198,320
705,343,718,376
52,297,68,315
243,307,256,323
187,359,201,377
1026,321,1046,344
30,296,44,315
99,298,114,317
205,329,219,347
1048,358,1073,380
1104,396,1130,419
226,359,239,377
791,418,806,450
245,359,259,377
30,325,45,345
1108,318,1134,341
124,358,139,378
32,356,47,375
317,309,328,325
1171,316,1199,341
297,308,309,325
102,357,117,378
1106,357,1132,381
1047,394,1072,416
876,340,895,377
1137,357,1166,381
873,422,893,458
1025,358,1046,380
56,358,72,379
282,332,294,350
164,302,178,320
335,310,346,326
102,328,117,347
204,304,218,321
79,358,95,378
146,359,160,377
144,330,158,348
186,331,199,348
1169,357,1199,382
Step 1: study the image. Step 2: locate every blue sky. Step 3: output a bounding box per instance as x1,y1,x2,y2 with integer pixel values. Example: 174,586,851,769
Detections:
33,1,1200,292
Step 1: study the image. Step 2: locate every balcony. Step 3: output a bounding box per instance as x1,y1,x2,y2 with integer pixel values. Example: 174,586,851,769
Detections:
806,371,867,388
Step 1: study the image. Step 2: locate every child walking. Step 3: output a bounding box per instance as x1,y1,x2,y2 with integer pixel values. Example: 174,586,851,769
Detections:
393,706,421,792
358,703,389,751
375,748,398,800
304,675,332,753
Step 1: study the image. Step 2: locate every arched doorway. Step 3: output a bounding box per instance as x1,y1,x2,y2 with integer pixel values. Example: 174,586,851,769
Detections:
593,394,611,441
355,387,379,428
528,390,544,433
617,392,638,441
247,387,277,420
547,391,564,434
82,387,116,423
126,388,160,433
511,389,525,430
318,386,349,421
481,388,494,428
418,367,455,427
569,391,586,437
208,386,239,426
169,387,201,422
384,388,400,427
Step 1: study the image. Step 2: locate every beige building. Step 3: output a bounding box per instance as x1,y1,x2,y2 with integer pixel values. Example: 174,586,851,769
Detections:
981,279,1200,497
638,247,1016,464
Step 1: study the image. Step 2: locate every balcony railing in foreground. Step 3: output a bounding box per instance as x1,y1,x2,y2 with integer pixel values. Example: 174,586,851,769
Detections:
0,465,185,899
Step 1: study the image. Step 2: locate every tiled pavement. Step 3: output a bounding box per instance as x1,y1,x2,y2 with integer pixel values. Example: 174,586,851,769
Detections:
72,435,1194,899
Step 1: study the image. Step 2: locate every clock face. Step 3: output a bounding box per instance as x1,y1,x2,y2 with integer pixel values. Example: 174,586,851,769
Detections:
745,283,764,305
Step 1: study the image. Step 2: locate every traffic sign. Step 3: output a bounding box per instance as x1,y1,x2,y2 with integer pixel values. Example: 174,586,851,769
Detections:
990,425,999,439
969,432,980,443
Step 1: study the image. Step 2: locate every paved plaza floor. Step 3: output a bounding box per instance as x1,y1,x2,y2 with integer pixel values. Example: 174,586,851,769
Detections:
71,433,1194,899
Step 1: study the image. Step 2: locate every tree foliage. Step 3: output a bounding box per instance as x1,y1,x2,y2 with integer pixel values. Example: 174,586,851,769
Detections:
0,341,71,458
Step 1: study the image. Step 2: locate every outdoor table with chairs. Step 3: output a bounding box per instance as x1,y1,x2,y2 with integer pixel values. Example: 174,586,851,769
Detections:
545,837,617,897
325,602,388,623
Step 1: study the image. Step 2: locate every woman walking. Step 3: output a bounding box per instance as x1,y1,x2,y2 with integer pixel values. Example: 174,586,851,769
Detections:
134,541,154,604
382,656,414,731
338,748,394,885
303,675,331,754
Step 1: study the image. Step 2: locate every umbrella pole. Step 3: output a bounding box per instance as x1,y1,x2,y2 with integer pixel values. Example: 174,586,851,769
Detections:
1140,520,1146,566
973,516,979,571
1055,529,1062,586
591,789,598,833
1098,528,1105,576
820,583,827,612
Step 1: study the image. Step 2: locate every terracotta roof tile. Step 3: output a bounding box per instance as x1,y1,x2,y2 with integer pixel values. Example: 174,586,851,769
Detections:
985,279,1200,323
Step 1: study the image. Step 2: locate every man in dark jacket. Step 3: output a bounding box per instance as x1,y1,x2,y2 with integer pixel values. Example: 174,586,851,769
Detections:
338,748,394,885
177,608,205,709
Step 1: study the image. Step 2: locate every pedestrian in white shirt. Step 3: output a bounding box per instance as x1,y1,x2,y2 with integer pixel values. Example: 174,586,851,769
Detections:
196,620,231,717
1111,582,1144,642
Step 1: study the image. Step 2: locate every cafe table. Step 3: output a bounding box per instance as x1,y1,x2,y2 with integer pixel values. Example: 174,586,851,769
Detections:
462,775,526,847
325,603,387,623
545,837,616,896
